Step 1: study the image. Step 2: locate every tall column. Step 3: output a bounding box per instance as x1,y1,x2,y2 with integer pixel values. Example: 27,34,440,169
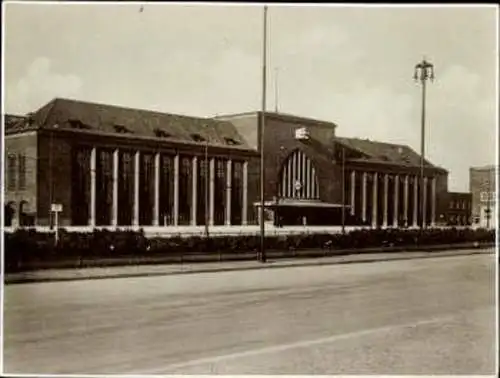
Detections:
412,175,418,227
362,172,367,223
431,176,436,227
300,152,306,199
242,161,248,225
225,159,232,225
423,176,428,227
209,157,215,226
350,170,356,216
152,152,160,226
133,151,140,226
383,173,389,228
393,175,400,227
372,172,378,228
403,175,409,227
89,147,96,227
311,166,317,199
191,156,198,226
112,149,119,226
305,158,312,198
173,154,179,226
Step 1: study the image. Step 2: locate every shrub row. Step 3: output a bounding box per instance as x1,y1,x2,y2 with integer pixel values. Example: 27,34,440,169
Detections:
4,227,495,272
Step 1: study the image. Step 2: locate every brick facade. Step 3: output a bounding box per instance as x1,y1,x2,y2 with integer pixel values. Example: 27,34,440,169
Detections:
444,192,472,226
221,111,449,227
4,131,38,226
5,99,450,229
470,165,497,228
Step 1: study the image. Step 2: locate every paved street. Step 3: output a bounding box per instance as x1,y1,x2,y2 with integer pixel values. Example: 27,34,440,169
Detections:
4,253,496,375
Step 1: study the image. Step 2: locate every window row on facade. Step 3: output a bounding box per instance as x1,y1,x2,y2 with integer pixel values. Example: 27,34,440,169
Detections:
71,147,248,227
5,153,27,191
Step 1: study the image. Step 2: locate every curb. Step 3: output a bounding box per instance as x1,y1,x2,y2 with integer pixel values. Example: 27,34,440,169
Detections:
4,248,493,285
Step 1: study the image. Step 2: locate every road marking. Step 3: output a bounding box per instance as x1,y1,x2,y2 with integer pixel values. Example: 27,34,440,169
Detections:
136,313,464,373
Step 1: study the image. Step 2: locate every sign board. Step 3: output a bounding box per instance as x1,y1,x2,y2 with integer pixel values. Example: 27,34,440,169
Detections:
480,191,496,203
295,127,310,141
51,203,63,212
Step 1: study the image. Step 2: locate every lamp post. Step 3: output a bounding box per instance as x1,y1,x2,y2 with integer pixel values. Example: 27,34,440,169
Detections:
486,171,492,229
49,128,54,230
341,146,346,234
413,58,434,230
259,5,268,263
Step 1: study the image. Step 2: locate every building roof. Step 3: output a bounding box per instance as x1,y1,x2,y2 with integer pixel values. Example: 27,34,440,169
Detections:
336,136,446,172
216,111,338,128
6,98,250,148
4,114,26,130
470,165,498,171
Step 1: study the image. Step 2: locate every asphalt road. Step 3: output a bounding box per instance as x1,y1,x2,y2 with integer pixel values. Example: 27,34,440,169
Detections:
4,253,496,375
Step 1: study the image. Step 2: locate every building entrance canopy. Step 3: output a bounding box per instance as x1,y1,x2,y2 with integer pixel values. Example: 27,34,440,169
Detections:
253,199,353,226
253,199,350,209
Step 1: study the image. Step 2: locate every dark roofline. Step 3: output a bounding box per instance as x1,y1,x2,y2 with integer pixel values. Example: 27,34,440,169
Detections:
347,157,448,173
470,165,498,171
47,97,215,122
6,126,259,156
215,111,337,128
4,113,25,118
337,136,407,149
337,136,448,174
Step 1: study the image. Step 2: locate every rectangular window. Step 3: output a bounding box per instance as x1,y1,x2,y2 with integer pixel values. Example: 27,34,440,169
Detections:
7,154,16,191
18,154,26,190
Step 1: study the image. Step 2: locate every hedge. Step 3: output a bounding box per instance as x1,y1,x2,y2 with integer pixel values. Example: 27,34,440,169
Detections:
4,227,495,273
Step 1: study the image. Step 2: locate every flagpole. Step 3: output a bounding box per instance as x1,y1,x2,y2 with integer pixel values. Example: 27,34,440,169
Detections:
259,5,268,263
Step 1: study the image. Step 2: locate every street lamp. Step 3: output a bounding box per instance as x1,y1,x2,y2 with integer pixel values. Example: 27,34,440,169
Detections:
341,146,346,234
259,5,268,263
486,170,493,229
204,140,210,239
413,58,435,230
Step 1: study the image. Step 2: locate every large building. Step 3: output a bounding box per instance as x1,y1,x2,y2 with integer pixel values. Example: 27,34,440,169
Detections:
470,165,497,229
4,98,450,229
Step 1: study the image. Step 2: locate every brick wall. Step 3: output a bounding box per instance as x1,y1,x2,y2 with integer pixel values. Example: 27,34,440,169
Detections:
262,113,338,203
37,131,73,226
4,131,38,226
470,166,497,225
444,191,472,225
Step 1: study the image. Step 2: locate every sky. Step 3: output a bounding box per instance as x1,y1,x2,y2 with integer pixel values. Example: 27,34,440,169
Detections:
3,2,498,192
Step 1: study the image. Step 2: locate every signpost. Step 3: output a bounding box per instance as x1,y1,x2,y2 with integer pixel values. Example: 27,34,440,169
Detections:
51,203,62,244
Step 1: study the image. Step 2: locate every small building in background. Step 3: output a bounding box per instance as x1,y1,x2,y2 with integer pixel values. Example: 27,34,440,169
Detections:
445,192,472,226
470,165,497,229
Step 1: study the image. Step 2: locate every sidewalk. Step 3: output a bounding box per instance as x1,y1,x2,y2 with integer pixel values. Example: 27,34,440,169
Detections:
4,247,494,285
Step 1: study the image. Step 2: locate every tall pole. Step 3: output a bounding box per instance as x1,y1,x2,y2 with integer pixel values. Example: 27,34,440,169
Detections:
414,58,434,231
341,147,346,234
205,141,209,238
259,5,268,263
486,170,491,229
420,77,426,230
49,129,53,229
274,68,279,113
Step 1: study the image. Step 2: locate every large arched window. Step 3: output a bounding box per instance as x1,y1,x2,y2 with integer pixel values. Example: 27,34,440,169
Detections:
279,149,320,200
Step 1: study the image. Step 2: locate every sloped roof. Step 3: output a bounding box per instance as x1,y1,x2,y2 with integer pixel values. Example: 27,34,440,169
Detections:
337,136,446,171
8,98,249,148
470,165,497,171
4,114,26,130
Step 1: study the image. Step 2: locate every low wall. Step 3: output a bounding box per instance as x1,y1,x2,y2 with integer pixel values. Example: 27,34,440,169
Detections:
3,224,477,238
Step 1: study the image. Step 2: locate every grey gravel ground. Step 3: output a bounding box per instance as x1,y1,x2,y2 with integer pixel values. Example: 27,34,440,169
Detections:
4,252,496,375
